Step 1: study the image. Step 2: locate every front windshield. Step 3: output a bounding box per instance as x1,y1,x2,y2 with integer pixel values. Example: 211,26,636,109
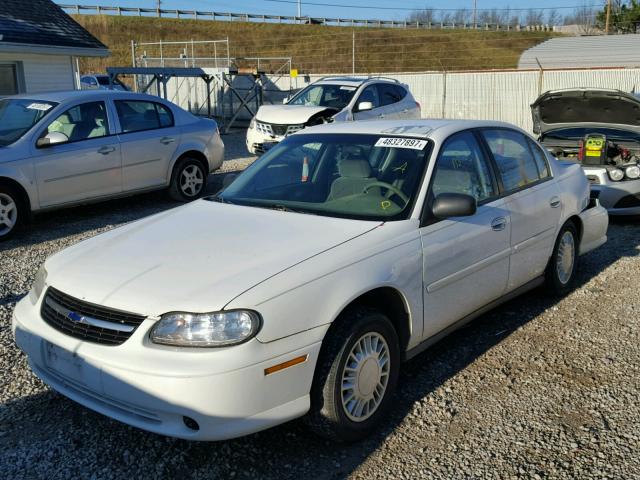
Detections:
0,99,58,146
288,84,358,110
216,134,431,221
542,127,640,144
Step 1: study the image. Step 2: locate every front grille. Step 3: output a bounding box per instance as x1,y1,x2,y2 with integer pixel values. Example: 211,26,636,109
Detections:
256,122,304,137
614,193,640,209
41,287,146,346
271,124,289,136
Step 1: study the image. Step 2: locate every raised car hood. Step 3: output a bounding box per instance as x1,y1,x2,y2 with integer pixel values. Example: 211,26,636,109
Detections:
531,89,640,135
255,105,331,125
44,201,380,317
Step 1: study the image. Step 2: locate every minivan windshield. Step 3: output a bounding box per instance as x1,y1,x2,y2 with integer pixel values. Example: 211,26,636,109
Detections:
0,98,58,146
215,133,431,221
288,84,358,110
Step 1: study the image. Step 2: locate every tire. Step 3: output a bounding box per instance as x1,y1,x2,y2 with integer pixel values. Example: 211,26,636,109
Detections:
545,221,579,296
0,184,24,242
305,307,400,442
168,157,208,202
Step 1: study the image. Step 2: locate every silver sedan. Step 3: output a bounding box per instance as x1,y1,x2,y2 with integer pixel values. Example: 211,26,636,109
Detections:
0,90,224,240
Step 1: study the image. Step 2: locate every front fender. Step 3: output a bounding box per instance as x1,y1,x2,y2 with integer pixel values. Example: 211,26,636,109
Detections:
0,163,38,211
225,220,424,349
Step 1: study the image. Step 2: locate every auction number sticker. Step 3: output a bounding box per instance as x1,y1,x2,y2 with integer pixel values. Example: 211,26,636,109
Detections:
27,103,52,111
375,137,427,150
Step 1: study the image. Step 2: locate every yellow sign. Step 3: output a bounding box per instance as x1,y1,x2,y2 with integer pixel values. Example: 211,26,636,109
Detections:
290,68,298,78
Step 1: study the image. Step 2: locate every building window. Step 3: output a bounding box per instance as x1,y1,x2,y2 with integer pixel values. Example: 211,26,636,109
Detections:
0,64,18,96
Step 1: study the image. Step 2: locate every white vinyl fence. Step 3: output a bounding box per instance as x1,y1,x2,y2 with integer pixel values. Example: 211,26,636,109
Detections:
164,67,640,133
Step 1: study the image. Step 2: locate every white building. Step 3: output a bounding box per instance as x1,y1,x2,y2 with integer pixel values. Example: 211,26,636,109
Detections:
0,0,109,96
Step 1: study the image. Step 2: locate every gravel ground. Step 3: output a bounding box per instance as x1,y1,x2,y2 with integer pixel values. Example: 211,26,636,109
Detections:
1,136,639,478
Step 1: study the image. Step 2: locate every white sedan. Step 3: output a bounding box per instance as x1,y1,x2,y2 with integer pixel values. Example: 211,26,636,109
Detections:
13,120,608,442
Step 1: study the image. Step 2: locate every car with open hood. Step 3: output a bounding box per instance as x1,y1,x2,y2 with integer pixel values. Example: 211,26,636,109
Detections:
246,76,421,154
532,88,640,215
13,119,607,442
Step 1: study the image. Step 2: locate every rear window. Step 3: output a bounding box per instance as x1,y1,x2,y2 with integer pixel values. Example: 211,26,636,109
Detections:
378,84,406,106
115,100,174,133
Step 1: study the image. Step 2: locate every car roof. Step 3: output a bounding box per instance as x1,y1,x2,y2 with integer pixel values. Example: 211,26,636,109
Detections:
313,76,401,87
6,90,149,103
298,119,523,141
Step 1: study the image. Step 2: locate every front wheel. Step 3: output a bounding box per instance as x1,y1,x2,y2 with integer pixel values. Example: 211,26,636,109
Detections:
305,308,400,442
169,157,208,202
545,222,579,296
0,185,23,241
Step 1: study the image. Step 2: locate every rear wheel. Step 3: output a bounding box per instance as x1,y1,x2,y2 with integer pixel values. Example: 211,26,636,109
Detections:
169,157,207,202
0,185,23,241
305,307,400,442
545,222,578,296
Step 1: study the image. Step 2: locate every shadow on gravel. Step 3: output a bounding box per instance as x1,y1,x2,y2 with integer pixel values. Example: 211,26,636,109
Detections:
2,222,638,479
0,172,235,253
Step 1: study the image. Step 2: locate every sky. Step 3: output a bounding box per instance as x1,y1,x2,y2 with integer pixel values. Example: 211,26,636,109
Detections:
71,0,603,22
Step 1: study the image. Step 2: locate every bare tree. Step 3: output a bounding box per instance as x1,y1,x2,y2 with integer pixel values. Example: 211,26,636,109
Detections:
407,6,436,24
452,8,471,25
546,8,563,26
566,3,598,34
525,9,545,26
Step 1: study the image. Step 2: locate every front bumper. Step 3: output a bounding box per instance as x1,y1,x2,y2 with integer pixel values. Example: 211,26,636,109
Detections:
12,295,323,441
245,126,285,155
584,167,640,215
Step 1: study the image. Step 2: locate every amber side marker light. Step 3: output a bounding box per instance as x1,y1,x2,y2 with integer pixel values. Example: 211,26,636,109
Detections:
264,354,308,376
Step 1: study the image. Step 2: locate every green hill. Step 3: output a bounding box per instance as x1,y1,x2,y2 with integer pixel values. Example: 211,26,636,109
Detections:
74,15,556,74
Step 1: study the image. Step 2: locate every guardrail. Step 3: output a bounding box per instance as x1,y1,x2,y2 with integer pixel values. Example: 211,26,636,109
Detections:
57,3,554,31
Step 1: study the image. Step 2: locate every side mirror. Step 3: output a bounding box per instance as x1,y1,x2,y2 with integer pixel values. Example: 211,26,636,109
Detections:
36,131,69,148
432,193,477,219
357,101,374,112
221,173,238,189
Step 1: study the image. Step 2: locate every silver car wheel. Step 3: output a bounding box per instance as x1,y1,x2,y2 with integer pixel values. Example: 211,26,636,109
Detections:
341,332,390,422
0,193,17,236
180,165,204,197
556,231,575,285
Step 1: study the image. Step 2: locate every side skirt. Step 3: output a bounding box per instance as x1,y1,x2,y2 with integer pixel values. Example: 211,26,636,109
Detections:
404,276,544,361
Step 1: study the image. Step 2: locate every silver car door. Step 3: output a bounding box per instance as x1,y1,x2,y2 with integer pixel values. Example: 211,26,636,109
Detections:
33,101,122,208
480,128,562,291
420,131,510,340
114,99,181,191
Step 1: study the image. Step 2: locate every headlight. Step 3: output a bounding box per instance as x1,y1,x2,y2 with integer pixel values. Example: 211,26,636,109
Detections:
28,264,48,305
249,117,256,129
625,165,640,179
150,310,261,347
608,168,624,181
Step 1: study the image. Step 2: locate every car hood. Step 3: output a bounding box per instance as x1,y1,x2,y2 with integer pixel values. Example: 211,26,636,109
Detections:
255,105,332,125
531,89,640,135
44,200,380,317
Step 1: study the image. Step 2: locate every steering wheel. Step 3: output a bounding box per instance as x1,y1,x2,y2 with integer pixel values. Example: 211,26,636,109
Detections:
363,182,410,206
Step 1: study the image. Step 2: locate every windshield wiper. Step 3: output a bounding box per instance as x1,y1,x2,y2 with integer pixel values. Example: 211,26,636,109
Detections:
205,194,234,204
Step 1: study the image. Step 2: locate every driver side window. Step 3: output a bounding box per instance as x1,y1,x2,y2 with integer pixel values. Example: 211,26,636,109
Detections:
432,131,496,203
357,85,380,109
45,101,109,143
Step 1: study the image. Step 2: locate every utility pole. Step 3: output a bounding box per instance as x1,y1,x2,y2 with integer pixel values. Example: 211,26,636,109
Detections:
297,0,301,19
473,0,477,29
156,0,161,18
605,0,612,34
352,31,355,74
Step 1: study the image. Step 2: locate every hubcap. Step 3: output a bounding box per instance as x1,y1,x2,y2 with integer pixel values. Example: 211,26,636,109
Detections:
341,332,390,422
0,193,17,236
179,164,204,197
556,231,575,285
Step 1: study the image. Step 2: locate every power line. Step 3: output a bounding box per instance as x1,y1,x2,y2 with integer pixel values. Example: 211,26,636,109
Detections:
260,0,603,12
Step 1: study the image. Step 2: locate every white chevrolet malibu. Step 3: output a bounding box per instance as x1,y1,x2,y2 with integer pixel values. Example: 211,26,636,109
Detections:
13,120,608,442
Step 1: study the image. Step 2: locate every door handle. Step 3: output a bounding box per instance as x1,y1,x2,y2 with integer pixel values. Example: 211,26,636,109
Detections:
97,146,115,155
160,136,175,145
550,197,561,208
491,217,507,231
377,114,385,119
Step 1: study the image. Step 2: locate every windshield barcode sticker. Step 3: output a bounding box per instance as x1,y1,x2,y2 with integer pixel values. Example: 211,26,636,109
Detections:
27,103,52,111
375,138,427,150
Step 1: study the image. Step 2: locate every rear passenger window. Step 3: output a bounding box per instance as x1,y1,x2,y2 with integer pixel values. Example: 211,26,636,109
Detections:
432,131,496,203
377,84,402,106
482,129,542,192
527,138,550,179
115,100,174,133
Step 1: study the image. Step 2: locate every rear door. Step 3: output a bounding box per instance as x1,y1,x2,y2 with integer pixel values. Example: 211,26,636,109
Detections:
114,99,181,191
480,128,561,291
33,100,122,207
420,130,511,339
376,83,403,119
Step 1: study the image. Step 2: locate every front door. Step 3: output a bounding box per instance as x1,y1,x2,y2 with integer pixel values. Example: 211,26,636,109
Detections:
352,84,384,121
33,101,122,207
115,99,181,191
420,131,511,340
